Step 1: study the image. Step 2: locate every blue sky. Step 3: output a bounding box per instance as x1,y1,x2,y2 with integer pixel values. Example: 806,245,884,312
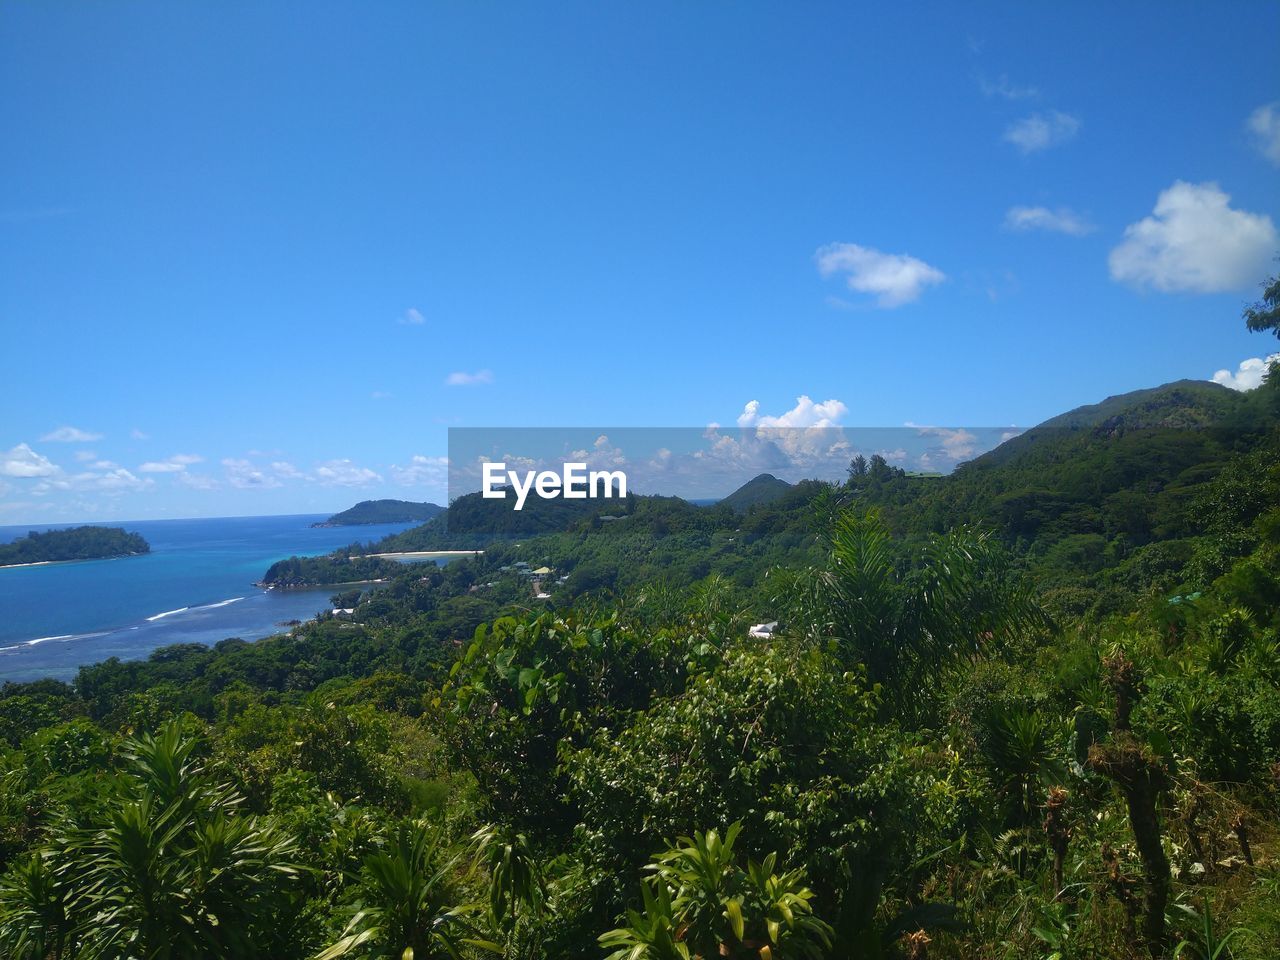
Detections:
2,2,1278,521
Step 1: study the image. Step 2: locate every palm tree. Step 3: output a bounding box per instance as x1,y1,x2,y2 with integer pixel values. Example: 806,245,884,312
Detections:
600,824,833,960
0,721,304,960
0,852,72,960
469,823,543,933
981,705,1066,829
779,507,1046,722
318,819,499,960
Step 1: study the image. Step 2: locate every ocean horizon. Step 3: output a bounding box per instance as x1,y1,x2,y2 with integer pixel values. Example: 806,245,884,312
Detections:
0,514,426,683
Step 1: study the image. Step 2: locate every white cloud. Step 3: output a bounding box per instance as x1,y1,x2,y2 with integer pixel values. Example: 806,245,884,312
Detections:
1003,111,1080,153
391,454,449,487
399,307,426,325
1212,354,1278,391
314,459,382,486
445,369,494,386
1003,205,1094,236
177,472,220,491
271,461,302,478
31,466,152,496
130,428,150,441
815,243,945,308
40,425,102,443
74,450,97,462
90,468,151,492
978,73,1038,101
1,444,60,478
138,454,202,473
1109,181,1277,293
909,425,979,460
222,458,283,490
737,396,848,429
1246,102,1280,166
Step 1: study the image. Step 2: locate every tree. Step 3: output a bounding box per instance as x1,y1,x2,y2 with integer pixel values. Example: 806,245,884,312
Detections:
599,825,833,960
778,508,1047,722
1243,270,1280,339
318,819,499,960
0,722,305,960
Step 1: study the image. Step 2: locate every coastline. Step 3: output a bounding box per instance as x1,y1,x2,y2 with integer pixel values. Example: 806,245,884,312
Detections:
0,551,146,571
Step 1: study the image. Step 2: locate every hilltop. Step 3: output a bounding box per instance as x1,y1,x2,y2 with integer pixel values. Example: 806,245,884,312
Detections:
717,473,792,513
312,499,445,527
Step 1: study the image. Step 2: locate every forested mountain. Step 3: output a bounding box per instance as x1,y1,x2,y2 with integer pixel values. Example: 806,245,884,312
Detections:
717,472,792,512
374,484,627,551
0,525,149,567
1,373,1278,959
312,499,445,526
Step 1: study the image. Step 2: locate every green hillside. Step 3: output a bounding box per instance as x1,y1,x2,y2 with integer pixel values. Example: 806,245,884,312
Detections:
717,472,792,512
3,372,1278,960
313,499,445,526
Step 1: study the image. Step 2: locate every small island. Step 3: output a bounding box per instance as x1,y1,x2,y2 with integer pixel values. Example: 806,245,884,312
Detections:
311,499,445,527
0,525,150,568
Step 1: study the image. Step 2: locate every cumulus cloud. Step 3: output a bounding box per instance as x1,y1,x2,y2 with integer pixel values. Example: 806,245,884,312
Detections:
1003,205,1094,236
909,425,980,461
1109,181,1277,293
1,444,60,478
1003,111,1080,153
445,369,494,386
130,428,150,440
271,461,303,478
1247,102,1280,166
222,458,283,490
314,460,382,486
138,454,203,473
40,426,102,443
399,307,426,326
815,243,945,308
1212,354,1278,391
737,396,848,429
391,454,449,487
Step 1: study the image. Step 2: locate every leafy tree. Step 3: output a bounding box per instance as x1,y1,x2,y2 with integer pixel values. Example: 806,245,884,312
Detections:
1243,270,1280,339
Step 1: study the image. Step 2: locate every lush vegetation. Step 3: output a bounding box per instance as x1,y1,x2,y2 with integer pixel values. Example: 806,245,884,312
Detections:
1,302,1278,957
260,553,407,588
314,500,446,527
0,525,149,567
718,473,792,513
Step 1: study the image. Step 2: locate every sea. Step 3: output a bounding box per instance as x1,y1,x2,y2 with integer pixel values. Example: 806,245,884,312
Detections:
0,515,428,684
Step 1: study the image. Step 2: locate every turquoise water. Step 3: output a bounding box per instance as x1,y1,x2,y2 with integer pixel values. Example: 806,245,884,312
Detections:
0,515,422,683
